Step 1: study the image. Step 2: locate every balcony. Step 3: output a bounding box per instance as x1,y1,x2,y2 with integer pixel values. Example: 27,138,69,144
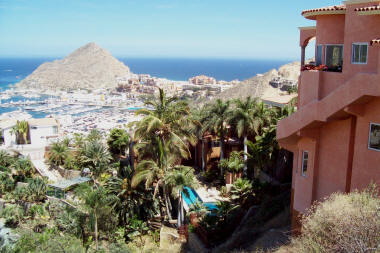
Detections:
299,67,345,108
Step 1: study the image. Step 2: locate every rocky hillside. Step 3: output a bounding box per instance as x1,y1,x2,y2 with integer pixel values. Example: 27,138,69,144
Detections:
203,61,300,105
16,42,131,90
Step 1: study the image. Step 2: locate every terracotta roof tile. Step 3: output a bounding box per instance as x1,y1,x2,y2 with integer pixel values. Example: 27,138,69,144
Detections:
302,5,346,16
355,5,380,12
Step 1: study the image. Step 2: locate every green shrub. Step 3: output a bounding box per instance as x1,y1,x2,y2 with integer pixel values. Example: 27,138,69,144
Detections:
277,185,380,253
9,228,84,253
230,178,255,208
1,204,24,228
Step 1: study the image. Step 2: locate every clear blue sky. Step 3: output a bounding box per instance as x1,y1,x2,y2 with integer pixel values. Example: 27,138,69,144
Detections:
0,0,342,59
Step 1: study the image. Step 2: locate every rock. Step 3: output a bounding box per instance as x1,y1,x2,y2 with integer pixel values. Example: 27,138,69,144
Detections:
199,61,300,105
16,42,131,90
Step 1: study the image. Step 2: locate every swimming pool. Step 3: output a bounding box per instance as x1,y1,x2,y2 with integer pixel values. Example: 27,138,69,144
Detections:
182,186,218,213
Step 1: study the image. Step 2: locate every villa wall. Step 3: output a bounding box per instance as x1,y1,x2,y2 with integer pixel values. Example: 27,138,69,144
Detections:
316,15,345,45
343,2,380,77
315,118,352,200
351,98,380,190
29,125,57,147
293,138,316,213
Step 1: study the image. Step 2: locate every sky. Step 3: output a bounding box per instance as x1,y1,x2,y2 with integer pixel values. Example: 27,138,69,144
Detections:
0,0,342,59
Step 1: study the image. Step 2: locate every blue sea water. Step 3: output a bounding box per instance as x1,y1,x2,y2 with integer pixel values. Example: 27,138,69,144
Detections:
0,57,290,117
0,57,291,89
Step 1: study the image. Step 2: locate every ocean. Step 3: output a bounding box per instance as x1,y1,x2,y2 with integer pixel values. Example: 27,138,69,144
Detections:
0,57,291,117
0,57,291,90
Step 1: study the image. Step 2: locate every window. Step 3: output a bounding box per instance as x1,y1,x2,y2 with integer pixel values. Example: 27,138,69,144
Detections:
352,43,368,64
368,123,380,151
52,126,58,135
325,45,344,71
316,45,323,66
301,151,309,176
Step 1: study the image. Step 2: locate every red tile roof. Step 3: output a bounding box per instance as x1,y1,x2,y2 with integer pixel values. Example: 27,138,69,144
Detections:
371,38,380,45
302,5,346,16
355,5,380,12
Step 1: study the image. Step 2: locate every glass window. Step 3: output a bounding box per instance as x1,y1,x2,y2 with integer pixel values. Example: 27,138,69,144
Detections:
352,43,368,64
326,45,343,70
52,126,58,135
368,123,380,151
316,45,323,66
302,151,308,176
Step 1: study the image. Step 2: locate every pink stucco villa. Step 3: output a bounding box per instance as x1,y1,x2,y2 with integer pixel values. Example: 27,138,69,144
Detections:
277,0,380,231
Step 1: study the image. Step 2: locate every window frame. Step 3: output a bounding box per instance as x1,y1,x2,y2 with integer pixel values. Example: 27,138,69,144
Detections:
301,151,309,177
368,123,380,152
316,44,324,66
325,44,344,68
352,42,368,65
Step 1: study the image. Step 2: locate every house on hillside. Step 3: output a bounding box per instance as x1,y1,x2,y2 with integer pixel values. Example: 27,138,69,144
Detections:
277,0,380,232
0,118,60,148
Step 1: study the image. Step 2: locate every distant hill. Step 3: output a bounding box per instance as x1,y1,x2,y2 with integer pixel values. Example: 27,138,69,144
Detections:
16,42,131,90
198,61,300,105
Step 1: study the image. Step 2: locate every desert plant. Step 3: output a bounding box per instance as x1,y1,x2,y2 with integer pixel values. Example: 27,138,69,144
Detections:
277,184,380,253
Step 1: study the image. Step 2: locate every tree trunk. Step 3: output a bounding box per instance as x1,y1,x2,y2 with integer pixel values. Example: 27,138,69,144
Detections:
180,194,184,225
163,187,172,220
243,135,248,176
94,212,98,250
177,190,181,228
220,136,224,176
194,143,197,168
201,140,205,172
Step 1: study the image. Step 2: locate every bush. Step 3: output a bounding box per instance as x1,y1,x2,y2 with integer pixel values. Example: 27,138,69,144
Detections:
1,204,24,228
230,178,255,208
277,185,380,253
8,228,85,253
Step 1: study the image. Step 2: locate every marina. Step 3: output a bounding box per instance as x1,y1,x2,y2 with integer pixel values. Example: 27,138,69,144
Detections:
0,89,145,137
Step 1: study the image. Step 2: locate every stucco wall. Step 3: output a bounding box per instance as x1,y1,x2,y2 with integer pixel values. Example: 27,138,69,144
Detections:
343,3,380,77
293,138,316,213
351,98,380,190
315,118,352,200
29,126,57,147
316,15,345,45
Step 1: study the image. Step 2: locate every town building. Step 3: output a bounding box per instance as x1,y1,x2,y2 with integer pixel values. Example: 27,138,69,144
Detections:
277,0,380,231
189,75,216,85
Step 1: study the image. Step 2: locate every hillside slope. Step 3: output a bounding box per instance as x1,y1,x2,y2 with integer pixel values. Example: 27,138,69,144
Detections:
16,42,131,90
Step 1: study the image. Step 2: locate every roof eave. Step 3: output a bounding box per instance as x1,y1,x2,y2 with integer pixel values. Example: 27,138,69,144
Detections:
302,10,346,20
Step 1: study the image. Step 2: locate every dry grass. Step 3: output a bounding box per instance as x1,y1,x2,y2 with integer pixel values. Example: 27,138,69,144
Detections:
277,184,380,253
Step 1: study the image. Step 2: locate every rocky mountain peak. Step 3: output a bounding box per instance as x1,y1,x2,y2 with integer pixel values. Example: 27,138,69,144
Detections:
16,43,131,90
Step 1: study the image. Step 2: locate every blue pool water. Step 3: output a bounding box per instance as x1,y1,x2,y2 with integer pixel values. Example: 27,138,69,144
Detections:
182,186,218,212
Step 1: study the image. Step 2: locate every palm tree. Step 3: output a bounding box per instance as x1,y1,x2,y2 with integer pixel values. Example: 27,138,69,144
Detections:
81,141,112,177
190,108,207,171
75,184,116,250
228,97,260,174
219,151,245,174
133,137,191,221
10,120,29,145
132,88,197,161
86,129,103,143
47,141,69,168
165,166,198,227
107,128,130,156
202,99,231,175
11,157,35,182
